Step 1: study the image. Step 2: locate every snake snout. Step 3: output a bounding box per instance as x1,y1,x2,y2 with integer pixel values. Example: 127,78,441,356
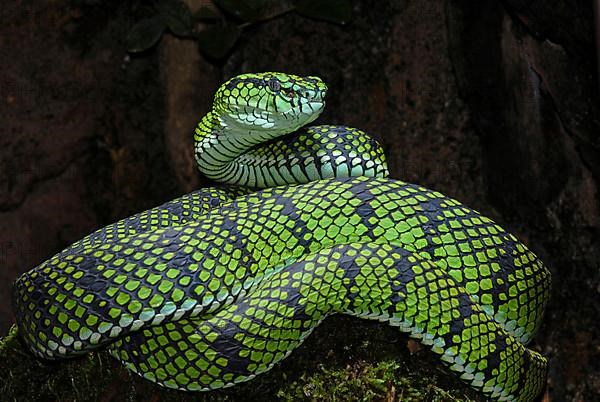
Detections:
303,89,321,102
304,77,327,100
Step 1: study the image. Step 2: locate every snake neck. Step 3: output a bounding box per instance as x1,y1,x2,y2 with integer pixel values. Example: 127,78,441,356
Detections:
194,111,310,188
194,111,390,189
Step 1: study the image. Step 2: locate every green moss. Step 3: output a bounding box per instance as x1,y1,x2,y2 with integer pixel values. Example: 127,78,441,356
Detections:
276,359,474,401
0,325,115,401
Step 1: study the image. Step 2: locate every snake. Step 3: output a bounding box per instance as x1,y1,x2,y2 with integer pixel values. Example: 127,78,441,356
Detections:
12,72,550,401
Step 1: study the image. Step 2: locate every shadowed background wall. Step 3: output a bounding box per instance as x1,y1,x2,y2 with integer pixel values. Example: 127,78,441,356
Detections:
0,0,598,400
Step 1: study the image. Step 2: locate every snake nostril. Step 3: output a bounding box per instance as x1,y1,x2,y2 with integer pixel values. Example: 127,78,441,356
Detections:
305,91,317,100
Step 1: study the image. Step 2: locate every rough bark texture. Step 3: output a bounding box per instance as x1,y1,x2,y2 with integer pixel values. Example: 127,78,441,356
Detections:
159,0,216,193
446,1,600,400
0,0,598,400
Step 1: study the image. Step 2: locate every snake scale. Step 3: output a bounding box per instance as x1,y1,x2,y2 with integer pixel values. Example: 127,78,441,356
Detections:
13,72,550,401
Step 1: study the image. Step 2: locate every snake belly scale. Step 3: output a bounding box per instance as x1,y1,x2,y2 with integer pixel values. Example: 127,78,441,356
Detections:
12,72,550,401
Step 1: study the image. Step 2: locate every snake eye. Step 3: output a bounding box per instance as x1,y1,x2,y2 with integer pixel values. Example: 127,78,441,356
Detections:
267,78,281,92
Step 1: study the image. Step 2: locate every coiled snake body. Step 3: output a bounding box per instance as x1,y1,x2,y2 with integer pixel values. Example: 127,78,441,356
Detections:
13,73,550,401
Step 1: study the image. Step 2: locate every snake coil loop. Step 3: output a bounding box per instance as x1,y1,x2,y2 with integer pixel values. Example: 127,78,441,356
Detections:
13,72,550,401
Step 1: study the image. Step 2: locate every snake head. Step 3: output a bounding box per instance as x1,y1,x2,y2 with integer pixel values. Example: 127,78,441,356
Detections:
213,72,328,135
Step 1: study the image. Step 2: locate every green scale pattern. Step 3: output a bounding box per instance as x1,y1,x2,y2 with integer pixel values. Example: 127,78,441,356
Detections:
13,73,550,402
14,177,550,401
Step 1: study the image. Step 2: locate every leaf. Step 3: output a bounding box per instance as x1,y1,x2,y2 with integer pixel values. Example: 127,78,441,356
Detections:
196,23,241,59
155,0,195,37
195,6,222,21
125,15,166,53
294,0,352,25
212,0,267,22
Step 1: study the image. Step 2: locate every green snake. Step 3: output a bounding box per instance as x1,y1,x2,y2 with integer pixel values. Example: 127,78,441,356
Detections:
13,72,550,401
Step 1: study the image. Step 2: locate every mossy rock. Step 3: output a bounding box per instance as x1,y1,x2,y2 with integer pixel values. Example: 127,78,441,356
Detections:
0,317,484,401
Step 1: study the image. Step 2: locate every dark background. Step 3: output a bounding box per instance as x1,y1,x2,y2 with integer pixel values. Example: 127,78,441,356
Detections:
1,0,598,400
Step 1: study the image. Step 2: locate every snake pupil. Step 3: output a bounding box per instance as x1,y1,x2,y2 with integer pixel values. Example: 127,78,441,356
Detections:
267,78,280,92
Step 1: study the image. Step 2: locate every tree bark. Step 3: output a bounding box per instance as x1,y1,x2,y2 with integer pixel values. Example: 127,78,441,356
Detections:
159,0,217,193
